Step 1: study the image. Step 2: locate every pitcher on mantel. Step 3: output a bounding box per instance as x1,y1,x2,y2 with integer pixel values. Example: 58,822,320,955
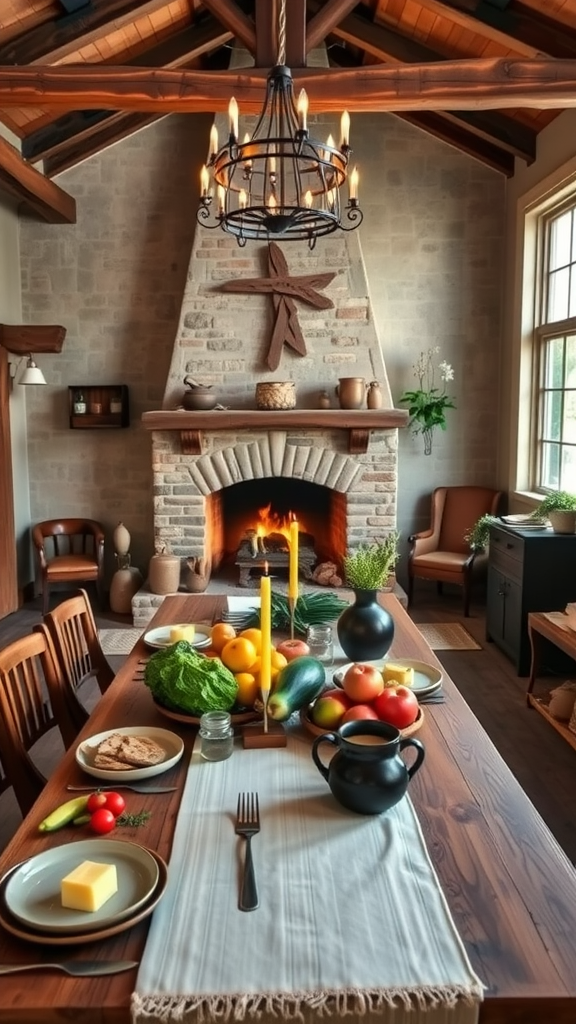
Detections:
335,377,366,409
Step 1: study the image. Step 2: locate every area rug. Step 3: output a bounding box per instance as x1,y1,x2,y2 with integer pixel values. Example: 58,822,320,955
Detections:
99,627,143,656
416,622,481,651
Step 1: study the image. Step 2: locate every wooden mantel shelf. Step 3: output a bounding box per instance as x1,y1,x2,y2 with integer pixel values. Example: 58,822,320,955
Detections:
142,408,409,455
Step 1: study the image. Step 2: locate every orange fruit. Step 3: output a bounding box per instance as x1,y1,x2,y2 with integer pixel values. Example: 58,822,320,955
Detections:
221,636,258,674
271,650,288,672
239,627,262,653
234,672,259,708
210,622,236,653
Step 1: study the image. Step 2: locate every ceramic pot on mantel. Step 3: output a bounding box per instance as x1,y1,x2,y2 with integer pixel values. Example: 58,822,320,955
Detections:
336,588,395,662
335,377,366,410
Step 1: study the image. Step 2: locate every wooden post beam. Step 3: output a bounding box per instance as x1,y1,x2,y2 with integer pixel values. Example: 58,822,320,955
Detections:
3,60,576,112
0,133,76,223
0,325,67,356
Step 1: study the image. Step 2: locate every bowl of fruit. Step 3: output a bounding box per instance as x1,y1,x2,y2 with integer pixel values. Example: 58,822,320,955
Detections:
300,661,424,740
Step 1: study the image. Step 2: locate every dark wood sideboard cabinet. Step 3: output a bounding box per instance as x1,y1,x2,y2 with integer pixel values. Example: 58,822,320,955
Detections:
486,523,576,675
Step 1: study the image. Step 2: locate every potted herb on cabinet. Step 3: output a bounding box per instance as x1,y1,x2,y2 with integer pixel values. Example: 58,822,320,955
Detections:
530,491,576,534
464,514,500,552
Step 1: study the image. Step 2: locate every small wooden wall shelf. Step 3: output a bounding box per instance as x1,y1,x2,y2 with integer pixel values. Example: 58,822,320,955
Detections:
141,408,409,455
69,385,129,429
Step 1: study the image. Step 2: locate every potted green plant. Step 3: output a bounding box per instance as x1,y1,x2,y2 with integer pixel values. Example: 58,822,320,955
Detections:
530,491,576,534
338,534,400,662
465,514,500,552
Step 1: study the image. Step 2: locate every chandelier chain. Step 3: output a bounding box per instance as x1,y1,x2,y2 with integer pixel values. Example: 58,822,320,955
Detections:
277,0,286,66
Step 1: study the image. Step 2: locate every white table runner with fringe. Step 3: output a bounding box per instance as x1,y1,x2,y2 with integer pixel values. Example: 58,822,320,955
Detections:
131,728,484,1024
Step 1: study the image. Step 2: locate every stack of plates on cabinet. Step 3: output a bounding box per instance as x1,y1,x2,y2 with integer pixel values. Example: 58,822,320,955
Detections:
0,839,168,945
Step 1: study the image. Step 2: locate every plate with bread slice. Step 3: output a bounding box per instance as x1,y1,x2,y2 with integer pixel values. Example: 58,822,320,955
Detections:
333,658,442,699
75,726,184,781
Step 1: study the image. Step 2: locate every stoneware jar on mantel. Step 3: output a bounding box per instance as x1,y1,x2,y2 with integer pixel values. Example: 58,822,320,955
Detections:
335,377,366,409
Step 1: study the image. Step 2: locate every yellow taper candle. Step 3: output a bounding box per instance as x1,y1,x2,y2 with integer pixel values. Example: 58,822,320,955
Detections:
288,519,299,600
260,568,272,727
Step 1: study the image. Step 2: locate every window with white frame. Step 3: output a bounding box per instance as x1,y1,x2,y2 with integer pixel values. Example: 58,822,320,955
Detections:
535,202,576,493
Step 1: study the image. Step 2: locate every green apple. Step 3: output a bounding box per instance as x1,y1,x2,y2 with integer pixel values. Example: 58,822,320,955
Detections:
311,693,349,729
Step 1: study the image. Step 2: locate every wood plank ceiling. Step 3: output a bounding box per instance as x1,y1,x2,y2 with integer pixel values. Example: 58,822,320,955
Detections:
2,0,576,223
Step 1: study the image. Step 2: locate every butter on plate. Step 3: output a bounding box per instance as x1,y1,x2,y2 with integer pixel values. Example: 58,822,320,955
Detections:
169,624,195,643
61,860,118,912
383,663,414,687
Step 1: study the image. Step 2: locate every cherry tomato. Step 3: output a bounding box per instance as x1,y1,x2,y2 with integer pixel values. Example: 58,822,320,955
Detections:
86,792,108,814
89,808,116,834
103,792,126,818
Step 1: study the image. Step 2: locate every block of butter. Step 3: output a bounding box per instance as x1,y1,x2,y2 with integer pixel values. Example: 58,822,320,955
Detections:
383,663,414,687
61,860,118,913
170,624,195,643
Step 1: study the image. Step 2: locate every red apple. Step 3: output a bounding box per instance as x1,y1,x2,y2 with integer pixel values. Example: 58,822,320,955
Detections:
341,703,380,723
311,693,350,730
276,638,311,662
342,663,384,703
372,685,419,729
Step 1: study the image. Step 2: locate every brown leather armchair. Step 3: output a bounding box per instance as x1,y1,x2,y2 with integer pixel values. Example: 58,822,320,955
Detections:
408,486,503,616
32,518,105,615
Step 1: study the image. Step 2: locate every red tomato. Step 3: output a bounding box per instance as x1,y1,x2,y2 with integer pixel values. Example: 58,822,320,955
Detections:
86,792,108,814
89,808,116,834
372,685,419,729
103,792,126,817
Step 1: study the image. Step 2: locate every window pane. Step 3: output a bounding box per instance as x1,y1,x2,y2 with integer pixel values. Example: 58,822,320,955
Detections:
550,210,572,271
542,389,562,441
543,336,564,388
548,267,570,321
566,334,576,379
562,389,576,442
561,445,576,491
541,442,560,489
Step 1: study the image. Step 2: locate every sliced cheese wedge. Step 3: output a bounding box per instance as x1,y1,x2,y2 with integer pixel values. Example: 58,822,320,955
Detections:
170,624,195,643
383,663,414,687
61,860,118,912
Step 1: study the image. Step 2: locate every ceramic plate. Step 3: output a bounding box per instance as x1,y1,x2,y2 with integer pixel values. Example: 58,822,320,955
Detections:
333,658,442,698
3,839,159,935
75,725,184,782
0,850,167,947
501,514,547,529
143,625,212,650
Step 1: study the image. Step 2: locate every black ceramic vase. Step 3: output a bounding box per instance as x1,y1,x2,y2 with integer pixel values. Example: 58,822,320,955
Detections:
337,589,395,662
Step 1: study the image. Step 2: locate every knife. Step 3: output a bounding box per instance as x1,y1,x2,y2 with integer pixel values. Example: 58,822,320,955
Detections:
66,784,177,794
0,960,138,976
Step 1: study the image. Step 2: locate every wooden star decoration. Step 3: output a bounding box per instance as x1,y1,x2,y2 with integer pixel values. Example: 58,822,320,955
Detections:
219,242,336,371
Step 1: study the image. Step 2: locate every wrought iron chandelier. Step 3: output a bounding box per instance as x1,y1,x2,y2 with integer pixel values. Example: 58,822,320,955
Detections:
197,0,362,250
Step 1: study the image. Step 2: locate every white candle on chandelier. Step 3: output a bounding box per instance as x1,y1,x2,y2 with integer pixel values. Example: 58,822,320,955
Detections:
325,134,335,160
340,110,350,148
297,89,308,131
239,189,247,209
228,97,239,139
217,185,226,216
209,123,219,159
304,190,313,209
200,164,210,197
268,194,278,213
349,166,359,202
242,133,252,170
269,155,277,176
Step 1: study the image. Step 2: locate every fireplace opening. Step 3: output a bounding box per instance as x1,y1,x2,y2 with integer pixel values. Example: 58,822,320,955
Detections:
207,478,347,587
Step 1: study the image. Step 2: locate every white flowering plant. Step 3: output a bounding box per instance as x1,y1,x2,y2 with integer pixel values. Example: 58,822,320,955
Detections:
398,347,456,455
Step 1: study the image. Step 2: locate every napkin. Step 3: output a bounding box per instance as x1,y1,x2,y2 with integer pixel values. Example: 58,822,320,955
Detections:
132,730,484,1024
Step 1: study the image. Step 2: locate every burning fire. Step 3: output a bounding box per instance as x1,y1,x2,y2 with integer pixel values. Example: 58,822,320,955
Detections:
254,503,296,542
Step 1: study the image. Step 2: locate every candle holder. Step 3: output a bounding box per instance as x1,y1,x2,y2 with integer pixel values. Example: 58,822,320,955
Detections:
242,721,286,748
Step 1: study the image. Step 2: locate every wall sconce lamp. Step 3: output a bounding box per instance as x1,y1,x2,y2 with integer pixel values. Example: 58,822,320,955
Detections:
9,354,47,390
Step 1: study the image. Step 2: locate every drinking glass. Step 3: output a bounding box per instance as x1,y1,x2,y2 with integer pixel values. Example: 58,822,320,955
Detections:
306,624,334,665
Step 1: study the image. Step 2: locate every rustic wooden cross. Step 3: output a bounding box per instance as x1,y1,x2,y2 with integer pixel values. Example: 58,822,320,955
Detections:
220,242,335,371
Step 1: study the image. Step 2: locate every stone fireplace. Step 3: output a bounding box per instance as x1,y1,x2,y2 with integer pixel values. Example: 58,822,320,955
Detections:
136,218,407,625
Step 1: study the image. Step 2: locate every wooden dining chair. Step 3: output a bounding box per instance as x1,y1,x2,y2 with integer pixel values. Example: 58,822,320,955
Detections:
31,518,105,615
42,589,114,711
0,629,83,817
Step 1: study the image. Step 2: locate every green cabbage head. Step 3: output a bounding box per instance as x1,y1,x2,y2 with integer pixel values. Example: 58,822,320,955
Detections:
144,640,238,714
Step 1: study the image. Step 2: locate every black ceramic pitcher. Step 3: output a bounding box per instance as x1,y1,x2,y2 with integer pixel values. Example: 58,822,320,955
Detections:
312,720,425,815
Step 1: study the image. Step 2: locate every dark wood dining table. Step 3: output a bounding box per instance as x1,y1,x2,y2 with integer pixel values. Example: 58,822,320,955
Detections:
1,593,576,1023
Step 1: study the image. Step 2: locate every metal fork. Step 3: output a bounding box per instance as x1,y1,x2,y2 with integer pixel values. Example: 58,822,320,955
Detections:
235,792,260,912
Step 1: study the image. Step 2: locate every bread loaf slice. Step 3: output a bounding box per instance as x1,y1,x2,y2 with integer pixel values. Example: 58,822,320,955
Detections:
92,733,166,770
93,752,133,771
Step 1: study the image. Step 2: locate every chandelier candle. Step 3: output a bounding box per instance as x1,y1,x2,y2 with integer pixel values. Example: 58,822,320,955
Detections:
288,519,299,640
260,568,272,734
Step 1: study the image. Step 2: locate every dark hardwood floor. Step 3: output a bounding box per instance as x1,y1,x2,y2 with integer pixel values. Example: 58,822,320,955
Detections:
1,583,575,863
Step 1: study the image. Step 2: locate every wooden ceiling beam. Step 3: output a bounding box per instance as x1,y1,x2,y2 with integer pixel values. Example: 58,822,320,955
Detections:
437,0,576,58
306,0,360,52
397,110,515,176
255,0,278,67
2,59,576,112
200,0,256,54
0,134,76,222
285,0,306,68
0,0,173,66
43,113,164,175
329,10,537,161
0,325,66,356
411,0,540,57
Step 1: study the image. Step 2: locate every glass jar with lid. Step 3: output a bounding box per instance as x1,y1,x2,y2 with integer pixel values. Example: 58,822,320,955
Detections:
199,711,234,761
306,624,334,665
